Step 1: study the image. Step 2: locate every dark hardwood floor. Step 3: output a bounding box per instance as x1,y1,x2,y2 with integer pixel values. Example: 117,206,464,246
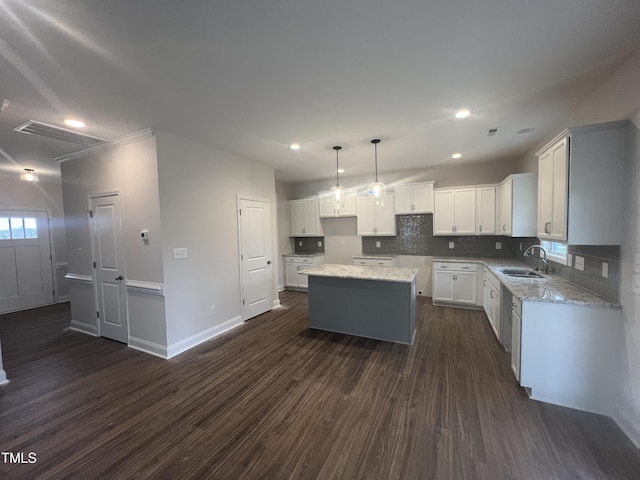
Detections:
1,292,639,479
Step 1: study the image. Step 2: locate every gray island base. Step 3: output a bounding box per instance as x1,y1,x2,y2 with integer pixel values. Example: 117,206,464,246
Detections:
302,264,418,345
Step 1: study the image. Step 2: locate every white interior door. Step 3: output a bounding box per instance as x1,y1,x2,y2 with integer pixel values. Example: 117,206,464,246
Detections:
238,197,272,320
90,193,128,343
0,210,53,313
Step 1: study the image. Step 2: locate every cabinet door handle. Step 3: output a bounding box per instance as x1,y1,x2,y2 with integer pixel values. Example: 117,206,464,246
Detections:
545,221,551,234
479,225,482,233
302,227,306,234
490,290,494,298
453,274,457,280
462,266,469,270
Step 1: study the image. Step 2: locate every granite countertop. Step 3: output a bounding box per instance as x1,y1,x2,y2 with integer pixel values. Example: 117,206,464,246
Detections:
282,253,325,257
434,257,620,309
301,264,418,283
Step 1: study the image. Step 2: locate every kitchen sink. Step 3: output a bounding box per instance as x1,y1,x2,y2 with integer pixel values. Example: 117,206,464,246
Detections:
500,268,544,278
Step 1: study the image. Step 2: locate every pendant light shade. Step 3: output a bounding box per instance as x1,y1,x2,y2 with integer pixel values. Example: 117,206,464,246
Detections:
367,139,386,205
329,146,345,214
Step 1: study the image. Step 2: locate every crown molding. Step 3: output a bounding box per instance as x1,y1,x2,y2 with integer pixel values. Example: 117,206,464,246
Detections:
56,128,156,163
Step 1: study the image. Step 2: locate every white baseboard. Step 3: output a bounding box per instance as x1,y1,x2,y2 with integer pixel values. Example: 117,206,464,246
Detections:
166,315,243,359
56,296,71,303
614,405,640,449
0,370,8,386
128,337,168,359
278,284,285,292
272,298,281,308
68,321,98,336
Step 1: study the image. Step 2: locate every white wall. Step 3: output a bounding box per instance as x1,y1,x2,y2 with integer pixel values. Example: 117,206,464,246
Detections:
155,130,277,352
60,132,167,346
517,48,640,447
0,173,68,301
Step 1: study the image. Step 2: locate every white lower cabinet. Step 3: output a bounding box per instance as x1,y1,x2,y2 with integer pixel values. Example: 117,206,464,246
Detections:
283,255,324,290
432,262,478,306
482,268,502,340
511,297,522,381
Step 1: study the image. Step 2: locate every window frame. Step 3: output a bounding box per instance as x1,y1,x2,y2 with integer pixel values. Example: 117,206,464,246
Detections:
540,240,568,266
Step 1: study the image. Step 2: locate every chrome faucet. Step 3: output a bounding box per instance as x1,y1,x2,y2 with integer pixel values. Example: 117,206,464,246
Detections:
524,245,549,274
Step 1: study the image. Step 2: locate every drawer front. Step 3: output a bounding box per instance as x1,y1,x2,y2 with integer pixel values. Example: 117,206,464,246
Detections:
284,256,313,264
354,258,393,267
433,261,477,272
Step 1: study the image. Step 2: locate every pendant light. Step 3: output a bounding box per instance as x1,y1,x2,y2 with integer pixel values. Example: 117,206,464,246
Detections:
329,146,345,214
367,138,386,205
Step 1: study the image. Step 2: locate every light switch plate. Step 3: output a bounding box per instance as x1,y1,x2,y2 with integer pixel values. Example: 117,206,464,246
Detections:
318,240,322,247
298,240,303,246
567,253,573,266
173,247,188,260
633,274,640,296
495,242,502,250
376,241,381,248
602,262,608,278
574,256,584,271
449,242,454,249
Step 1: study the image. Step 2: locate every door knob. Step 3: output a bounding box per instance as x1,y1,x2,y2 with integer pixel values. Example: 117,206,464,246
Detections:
267,260,272,265
115,275,124,280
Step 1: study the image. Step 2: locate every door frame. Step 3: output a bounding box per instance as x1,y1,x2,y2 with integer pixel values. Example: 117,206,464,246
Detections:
236,195,274,321
0,206,56,312
87,190,128,340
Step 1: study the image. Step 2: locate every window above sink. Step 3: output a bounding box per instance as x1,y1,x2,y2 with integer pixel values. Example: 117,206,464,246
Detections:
540,240,568,265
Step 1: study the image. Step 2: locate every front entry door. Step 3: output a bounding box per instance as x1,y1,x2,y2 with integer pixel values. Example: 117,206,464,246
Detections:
238,197,272,320
90,193,127,343
0,210,53,313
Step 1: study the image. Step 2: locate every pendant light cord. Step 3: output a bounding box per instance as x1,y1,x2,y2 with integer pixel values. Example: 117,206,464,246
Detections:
371,139,381,182
333,145,342,186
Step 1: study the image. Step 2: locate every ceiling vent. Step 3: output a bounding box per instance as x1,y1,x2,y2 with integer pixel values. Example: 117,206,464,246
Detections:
487,128,500,136
14,120,105,147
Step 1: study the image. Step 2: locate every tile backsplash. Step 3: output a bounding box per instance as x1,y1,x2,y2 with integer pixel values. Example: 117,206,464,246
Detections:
362,214,516,258
516,238,620,302
293,237,325,254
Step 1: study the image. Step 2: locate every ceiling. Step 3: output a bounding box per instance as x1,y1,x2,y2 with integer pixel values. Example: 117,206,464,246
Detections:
1,1,640,183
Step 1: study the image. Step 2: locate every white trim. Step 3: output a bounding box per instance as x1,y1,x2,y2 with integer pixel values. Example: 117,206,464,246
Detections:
128,337,168,359
56,128,155,163
278,284,285,292
126,280,164,296
272,298,281,308
68,321,99,336
166,315,243,359
0,371,8,386
64,273,94,285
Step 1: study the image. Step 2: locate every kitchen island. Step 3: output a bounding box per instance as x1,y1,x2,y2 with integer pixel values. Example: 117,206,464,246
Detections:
301,264,418,344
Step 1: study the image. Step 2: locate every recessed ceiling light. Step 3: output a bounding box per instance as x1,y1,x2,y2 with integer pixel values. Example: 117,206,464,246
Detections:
64,118,85,128
289,143,301,150
454,109,470,119
337,168,345,173
451,153,462,159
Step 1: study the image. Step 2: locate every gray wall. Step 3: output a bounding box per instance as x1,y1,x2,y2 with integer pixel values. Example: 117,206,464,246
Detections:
0,173,68,301
60,133,166,346
155,130,278,348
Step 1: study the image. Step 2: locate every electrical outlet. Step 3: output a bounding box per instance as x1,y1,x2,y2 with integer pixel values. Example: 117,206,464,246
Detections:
602,262,609,278
449,242,454,249
173,248,188,260
575,255,585,271
210,306,216,316
376,241,381,248
567,253,573,266
519,242,522,251
635,254,640,273
495,242,502,250
298,240,303,246
317,240,322,247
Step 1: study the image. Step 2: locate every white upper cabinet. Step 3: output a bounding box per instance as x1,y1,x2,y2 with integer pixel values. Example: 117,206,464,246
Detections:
536,120,627,244
318,190,357,218
290,198,323,237
394,182,434,214
356,194,396,236
499,173,537,237
476,186,497,235
433,187,476,235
